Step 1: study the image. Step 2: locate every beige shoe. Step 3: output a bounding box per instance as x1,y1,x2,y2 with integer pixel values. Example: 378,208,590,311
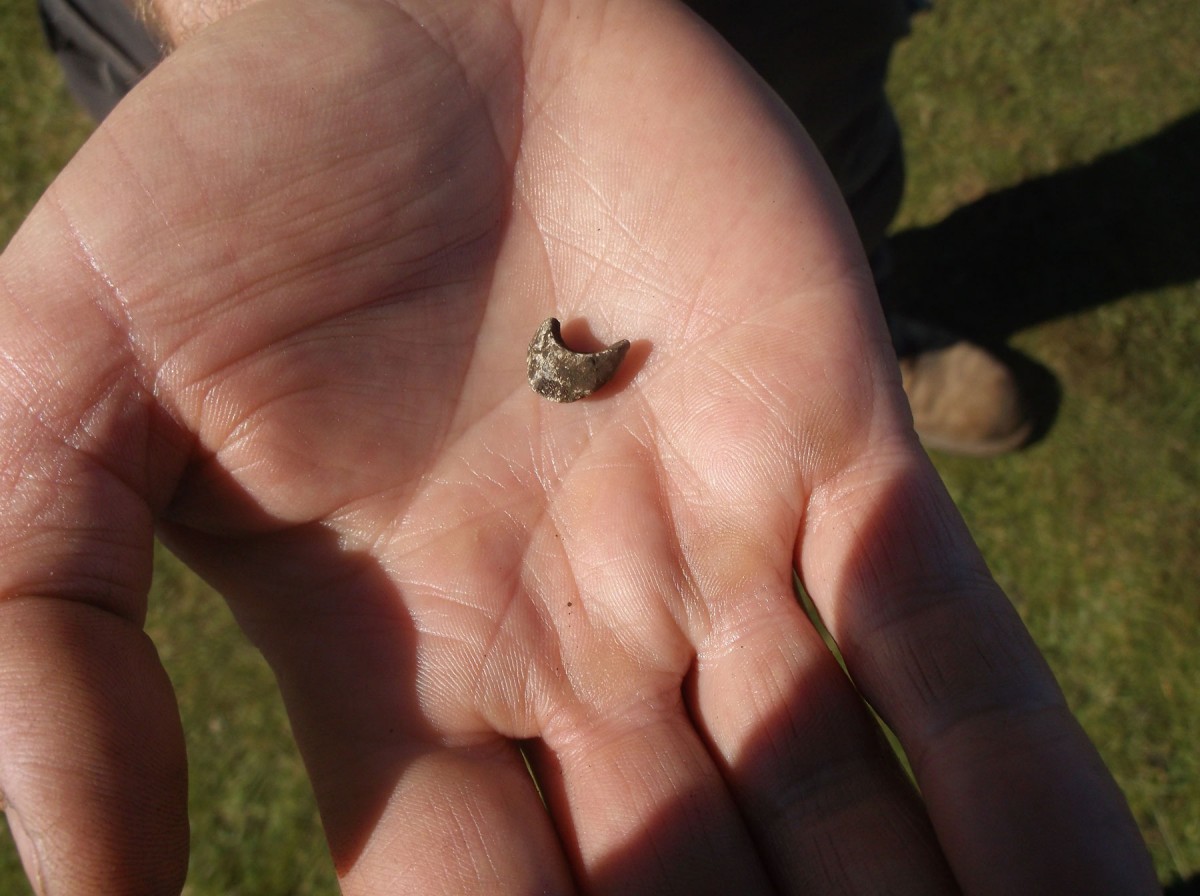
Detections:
898,339,1034,457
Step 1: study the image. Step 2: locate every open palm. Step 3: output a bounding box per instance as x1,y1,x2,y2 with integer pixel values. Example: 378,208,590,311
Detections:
0,0,1154,893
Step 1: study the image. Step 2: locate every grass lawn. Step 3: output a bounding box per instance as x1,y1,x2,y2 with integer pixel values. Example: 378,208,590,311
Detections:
2,0,1198,892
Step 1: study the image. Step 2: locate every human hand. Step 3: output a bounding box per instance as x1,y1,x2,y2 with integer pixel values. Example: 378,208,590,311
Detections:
0,0,1156,892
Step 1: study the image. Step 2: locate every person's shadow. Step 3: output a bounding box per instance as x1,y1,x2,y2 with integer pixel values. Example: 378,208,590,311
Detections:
888,109,1200,341
687,0,1199,446
1165,872,1200,895
881,109,1200,442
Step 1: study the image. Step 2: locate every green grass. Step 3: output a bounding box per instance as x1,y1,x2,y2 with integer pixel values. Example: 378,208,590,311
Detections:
0,0,92,239
890,1,1200,887
2,0,1198,891
145,547,337,895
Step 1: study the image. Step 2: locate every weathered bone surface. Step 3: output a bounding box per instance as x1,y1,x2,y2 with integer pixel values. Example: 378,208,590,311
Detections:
527,317,631,403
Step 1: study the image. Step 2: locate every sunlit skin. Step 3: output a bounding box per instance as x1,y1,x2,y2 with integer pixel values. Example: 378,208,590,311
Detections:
0,0,1156,893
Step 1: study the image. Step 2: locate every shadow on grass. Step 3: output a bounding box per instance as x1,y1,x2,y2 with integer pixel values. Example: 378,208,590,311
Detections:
882,108,1200,444
888,110,1200,338
692,1,1199,446
1165,873,1200,895
878,110,1195,446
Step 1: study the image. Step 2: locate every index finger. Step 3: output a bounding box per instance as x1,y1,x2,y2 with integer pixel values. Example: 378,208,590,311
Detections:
800,445,1157,895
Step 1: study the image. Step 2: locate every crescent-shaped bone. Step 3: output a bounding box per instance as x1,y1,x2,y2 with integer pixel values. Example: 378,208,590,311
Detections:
527,317,631,402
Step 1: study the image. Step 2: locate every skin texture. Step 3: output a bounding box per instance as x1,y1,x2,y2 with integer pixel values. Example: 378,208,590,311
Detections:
0,0,1157,893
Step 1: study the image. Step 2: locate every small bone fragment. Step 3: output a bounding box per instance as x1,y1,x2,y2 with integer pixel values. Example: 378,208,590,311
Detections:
527,318,630,402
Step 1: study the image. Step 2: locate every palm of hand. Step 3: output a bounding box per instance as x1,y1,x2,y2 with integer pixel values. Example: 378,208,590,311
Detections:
0,0,1156,893
99,2,907,888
